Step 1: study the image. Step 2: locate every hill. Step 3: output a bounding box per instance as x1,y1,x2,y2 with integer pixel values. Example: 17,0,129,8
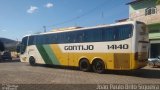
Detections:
0,37,18,51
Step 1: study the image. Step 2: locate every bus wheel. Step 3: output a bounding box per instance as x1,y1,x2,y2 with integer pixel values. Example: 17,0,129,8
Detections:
79,59,91,72
92,60,105,74
29,57,36,66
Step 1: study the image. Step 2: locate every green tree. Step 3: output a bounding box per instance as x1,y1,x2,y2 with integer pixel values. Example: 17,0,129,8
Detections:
157,0,160,4
0,40,5,51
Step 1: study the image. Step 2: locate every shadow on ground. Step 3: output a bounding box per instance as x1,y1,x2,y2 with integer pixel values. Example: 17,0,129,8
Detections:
0,58,20,63
105,68,160,79
31,64,160,79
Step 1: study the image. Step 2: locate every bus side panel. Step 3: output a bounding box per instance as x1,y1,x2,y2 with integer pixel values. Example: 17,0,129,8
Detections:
47,43,116,69
28,45,45,64
50,44,68,66
33,44,61,65
67,53,115,69
26,43,142,70
48,44,114,68
114,53,130,69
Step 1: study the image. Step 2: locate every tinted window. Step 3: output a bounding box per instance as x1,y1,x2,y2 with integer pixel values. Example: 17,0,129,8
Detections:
115,25,132,41
22,37,28,46
36,35,44,44
103,27,115,41
103,24,133,41
44,34,53,44
81,28,102,42
27,24,132,45
28,36,35,45
92,28,102,42
21,36,28,54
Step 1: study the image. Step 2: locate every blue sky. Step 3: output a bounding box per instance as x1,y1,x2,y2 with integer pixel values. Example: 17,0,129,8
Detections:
0,0,130,40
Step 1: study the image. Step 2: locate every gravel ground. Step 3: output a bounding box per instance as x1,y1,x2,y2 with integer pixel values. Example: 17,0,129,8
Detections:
0,59,160,90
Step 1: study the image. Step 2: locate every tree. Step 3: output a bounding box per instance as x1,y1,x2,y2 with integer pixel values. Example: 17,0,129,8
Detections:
0,40,5,51
157,0,160,4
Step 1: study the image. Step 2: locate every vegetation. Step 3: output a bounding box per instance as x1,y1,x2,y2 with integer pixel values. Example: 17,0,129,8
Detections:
0,40,5,51
157,0,160,4
0,38,17,51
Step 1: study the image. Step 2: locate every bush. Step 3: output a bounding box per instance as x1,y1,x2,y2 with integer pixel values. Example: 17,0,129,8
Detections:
0,40,5,51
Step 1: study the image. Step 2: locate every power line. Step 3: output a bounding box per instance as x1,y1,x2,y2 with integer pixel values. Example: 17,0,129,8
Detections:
46,0,108,28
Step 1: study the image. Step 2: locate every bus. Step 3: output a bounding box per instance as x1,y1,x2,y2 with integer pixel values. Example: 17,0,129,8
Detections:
17,21,149,73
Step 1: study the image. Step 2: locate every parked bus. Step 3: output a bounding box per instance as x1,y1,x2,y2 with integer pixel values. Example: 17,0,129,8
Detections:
17,21,149,73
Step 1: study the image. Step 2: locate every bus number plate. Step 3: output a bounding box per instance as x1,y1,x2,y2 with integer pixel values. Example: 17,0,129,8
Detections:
107,44,129,50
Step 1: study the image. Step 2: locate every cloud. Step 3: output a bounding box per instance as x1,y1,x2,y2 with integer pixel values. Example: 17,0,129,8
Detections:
0,29,7,32
45,3,53,8
27,6,38,13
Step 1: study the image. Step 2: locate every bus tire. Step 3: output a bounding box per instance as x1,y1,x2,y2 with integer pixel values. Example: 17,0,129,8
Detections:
29,56,36,66
92,59,105,74
79,58,91,72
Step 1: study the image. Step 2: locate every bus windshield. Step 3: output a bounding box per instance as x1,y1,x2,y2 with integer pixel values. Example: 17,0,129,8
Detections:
21,37,28,54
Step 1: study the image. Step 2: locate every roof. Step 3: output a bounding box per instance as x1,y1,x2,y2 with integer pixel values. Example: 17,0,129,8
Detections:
116,18,129,22
24,21,136,37
126,0,144,5
51,27,83,32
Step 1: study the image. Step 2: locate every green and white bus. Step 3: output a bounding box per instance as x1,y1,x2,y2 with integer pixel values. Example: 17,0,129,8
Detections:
17,21,149,73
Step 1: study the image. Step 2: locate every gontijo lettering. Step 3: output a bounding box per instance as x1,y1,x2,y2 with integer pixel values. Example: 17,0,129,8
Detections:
64,45,94,50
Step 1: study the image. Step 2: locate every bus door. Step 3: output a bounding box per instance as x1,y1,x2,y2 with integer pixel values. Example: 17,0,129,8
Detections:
20,36,29,62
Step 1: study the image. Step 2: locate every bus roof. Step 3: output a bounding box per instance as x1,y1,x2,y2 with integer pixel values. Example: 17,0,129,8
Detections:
24,20,138,37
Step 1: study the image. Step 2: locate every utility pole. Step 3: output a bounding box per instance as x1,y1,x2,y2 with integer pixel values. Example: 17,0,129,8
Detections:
101,11,104,24
43,26,46,32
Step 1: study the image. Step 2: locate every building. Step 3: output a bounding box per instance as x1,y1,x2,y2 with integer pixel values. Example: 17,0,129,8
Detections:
127,0,160,58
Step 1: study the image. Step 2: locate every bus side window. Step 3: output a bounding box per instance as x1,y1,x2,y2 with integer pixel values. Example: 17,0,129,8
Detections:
103,27,115,41
76,31,82,43
71,33,74,43
55,34,58,44
57,33,62,44
77,31,83,43
59,33,63,44
83,30,89,42
115,25,132,41
67,31,78,43
93,28,102,42
33,36,36,45
67,32,71,43
48,34,53,44
81,32,85,43
53,34,58,44
36,35,42,44
44,34,49,44
28,36,34,45
73,32,78,43
60,32,68,43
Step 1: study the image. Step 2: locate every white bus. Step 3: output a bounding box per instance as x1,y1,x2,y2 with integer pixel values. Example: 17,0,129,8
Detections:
17,21,149,73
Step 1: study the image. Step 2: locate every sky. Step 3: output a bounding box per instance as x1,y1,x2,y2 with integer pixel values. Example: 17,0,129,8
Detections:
0,0,130,40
